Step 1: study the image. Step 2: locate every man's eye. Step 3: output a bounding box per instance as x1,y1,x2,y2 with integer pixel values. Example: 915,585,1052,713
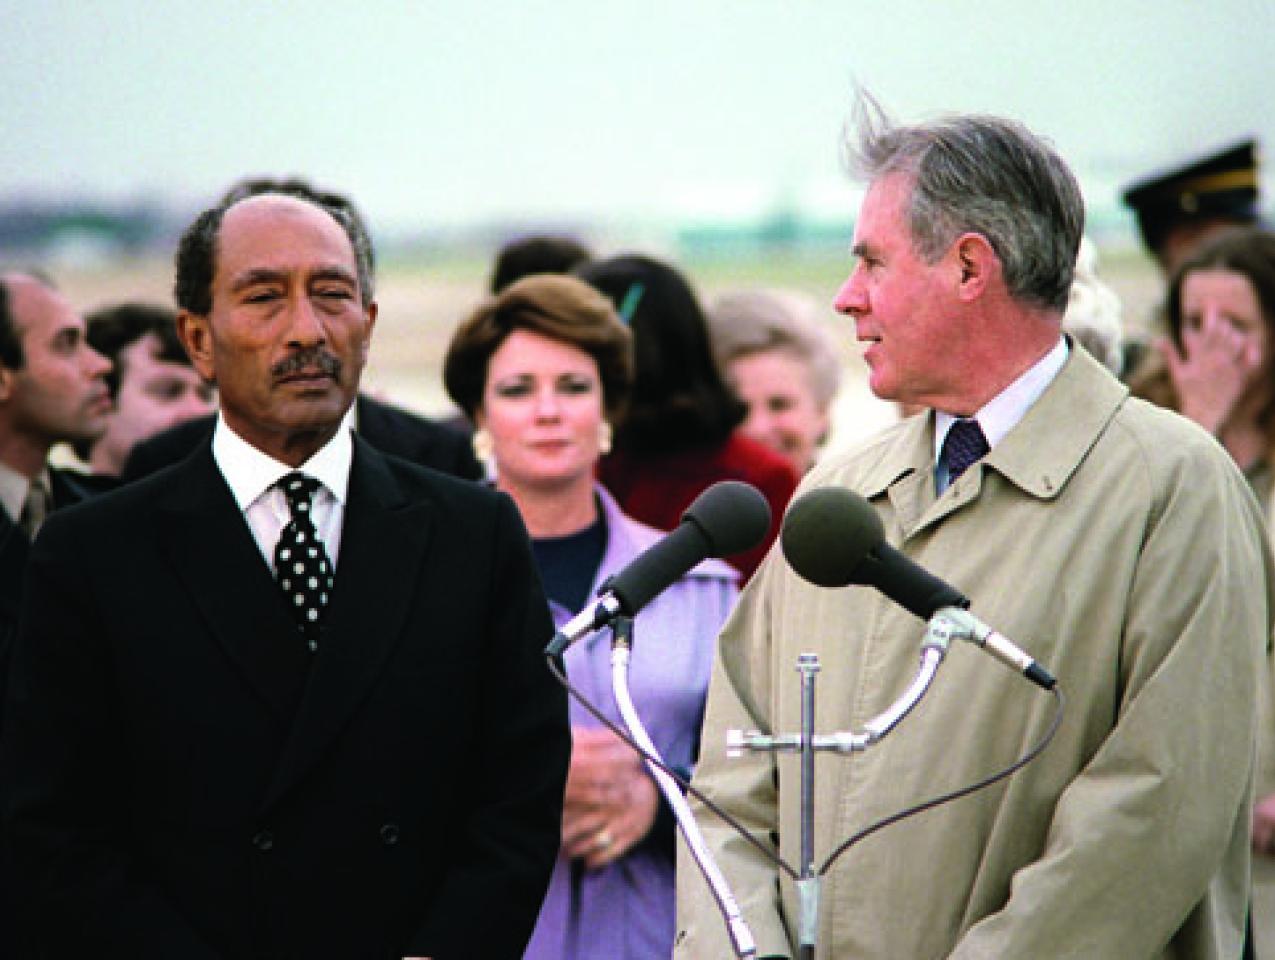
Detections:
53,331,79,353
148,382,185,401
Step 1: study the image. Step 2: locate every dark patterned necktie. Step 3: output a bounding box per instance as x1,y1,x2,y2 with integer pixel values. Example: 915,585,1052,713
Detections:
274,472,333,652
943,419,990,483
18,477,50,539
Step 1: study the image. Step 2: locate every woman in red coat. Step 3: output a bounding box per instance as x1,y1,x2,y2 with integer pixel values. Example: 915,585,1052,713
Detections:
577,254,797,579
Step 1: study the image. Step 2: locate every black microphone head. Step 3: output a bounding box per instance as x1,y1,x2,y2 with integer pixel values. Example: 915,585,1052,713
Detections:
608,480,771,617
781,486,884,587
681,480,772,558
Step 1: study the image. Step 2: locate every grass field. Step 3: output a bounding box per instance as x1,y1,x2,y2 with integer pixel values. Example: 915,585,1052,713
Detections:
46,242,1163,460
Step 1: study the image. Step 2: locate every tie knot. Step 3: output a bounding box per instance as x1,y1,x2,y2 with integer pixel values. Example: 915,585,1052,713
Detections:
943,419,990,483
277,472,322,517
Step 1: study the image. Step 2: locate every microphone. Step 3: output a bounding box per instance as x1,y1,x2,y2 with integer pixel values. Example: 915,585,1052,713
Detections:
780,486,1055,690
546,480,772,656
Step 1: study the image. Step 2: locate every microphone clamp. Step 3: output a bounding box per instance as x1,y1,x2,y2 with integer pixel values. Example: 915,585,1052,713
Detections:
545,589,622,657
929,607,1057,690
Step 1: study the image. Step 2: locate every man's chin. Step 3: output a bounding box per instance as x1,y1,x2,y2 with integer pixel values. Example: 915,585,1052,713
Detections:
67,419,110,445
278,388,352,419
866,375,899,402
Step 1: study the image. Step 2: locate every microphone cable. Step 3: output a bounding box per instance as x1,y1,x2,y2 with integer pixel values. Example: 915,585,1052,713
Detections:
547,651,1063,884
544,652,801,882
820,684,1065,874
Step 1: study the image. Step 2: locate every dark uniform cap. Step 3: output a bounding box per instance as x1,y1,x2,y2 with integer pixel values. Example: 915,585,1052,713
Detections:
1122,139,1261,256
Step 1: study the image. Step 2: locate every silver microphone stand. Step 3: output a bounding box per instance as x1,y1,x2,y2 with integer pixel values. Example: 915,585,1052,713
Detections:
608,615,758,960
726,617,955,959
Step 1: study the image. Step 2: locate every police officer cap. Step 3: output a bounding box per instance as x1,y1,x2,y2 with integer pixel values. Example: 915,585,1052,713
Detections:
1122,139,1261,257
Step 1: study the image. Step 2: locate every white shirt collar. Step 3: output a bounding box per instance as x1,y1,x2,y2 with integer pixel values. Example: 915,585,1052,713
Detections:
212,407,355,512
934,336,1069,464
0,460,51,524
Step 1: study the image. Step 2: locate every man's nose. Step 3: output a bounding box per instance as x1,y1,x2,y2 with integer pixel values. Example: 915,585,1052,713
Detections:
833,273,866,316
84,344,111,379
286,296,327,346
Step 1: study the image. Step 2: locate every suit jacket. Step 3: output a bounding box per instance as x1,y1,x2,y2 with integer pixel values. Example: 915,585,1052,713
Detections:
2,438,569,959
0,467,100,955
120,395,482,483
0,467,97,709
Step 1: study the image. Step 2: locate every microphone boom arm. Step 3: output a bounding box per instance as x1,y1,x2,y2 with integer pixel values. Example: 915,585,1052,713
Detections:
728,623,952,758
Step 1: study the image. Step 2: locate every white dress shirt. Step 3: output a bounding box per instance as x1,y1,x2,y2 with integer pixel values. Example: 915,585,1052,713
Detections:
933,337,1069,491
212,410,354,571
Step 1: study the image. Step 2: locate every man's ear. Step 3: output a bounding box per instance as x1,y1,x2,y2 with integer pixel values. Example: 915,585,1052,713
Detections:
953,232,1000,302
176,310,216,384
0,365,13,404
359,301,378,365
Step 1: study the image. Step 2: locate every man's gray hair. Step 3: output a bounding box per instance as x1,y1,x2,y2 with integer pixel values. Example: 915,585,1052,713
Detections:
846,99,1085,313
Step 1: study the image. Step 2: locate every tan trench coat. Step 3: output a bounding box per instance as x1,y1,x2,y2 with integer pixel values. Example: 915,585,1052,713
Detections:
675,346,1275,959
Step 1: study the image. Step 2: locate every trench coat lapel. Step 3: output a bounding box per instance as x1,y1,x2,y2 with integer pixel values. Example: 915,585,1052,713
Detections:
159,443,312,724
262,439,434,811
856,413,935,540
864,347,1129,543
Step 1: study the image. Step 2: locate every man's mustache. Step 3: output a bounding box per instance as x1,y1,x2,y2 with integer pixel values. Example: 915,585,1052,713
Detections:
272,347,342,380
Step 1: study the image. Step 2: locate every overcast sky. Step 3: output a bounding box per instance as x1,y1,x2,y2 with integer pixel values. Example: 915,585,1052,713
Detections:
3,1,1272,234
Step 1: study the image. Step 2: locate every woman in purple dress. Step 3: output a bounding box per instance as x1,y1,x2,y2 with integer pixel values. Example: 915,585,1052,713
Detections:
444,273,739,960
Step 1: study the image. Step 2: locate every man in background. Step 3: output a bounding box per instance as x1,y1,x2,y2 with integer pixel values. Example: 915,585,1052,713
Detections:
0,269,112,953
0,270,111,671
1123,138,1263,278
73,301,215,480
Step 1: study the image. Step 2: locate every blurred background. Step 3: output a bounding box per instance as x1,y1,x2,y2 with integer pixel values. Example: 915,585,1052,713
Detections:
3,0,1273,453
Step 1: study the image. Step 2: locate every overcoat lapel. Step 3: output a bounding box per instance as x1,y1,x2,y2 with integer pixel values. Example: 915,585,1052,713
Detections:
159,444,313,723
262,440,434,811
874,346,1129,542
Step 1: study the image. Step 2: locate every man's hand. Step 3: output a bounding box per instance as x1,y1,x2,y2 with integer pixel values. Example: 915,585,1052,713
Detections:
1252,793,1275,855
561,725,659,869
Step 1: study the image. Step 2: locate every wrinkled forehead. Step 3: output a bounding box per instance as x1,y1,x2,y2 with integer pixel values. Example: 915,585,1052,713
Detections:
215,194,358,286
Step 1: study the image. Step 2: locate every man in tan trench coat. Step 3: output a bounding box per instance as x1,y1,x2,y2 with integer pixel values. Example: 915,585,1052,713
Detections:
674,108,1275,958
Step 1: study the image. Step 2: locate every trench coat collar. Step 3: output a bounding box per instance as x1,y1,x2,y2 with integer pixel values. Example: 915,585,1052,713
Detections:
855,345,1128,535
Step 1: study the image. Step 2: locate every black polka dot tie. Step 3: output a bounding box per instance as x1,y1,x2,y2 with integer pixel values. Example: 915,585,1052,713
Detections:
943,418,990,483
274,472,333,652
